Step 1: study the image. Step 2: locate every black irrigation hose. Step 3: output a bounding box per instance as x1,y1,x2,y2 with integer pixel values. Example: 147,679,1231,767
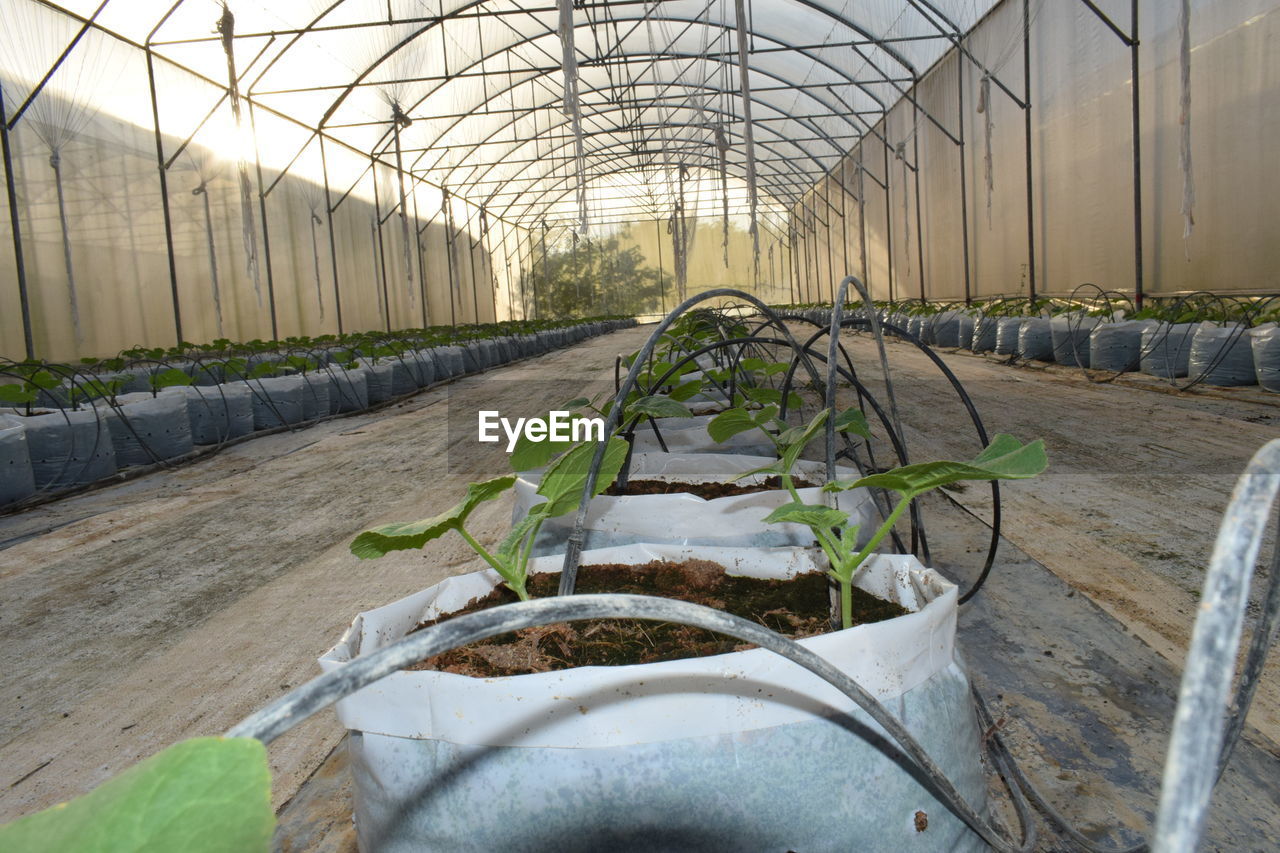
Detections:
225,593,1035,853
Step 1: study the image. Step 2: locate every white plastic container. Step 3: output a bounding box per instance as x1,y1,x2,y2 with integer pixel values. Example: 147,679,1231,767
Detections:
320,544,988,853
98,391,194,467
513,452,877,555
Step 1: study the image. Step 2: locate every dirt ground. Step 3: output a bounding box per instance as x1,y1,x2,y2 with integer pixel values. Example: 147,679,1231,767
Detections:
1,323,1277,850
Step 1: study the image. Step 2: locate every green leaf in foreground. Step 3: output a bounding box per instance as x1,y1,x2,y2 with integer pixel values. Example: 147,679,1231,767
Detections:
0,737,272,853
351,475,516,558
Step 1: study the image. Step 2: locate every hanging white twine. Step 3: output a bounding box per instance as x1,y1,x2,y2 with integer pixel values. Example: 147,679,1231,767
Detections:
557,0,589,238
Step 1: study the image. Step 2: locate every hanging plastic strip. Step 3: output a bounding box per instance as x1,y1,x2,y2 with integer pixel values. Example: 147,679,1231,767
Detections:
557,0,589,238
978,74,994,228
216,3,263,307
732,0,761,280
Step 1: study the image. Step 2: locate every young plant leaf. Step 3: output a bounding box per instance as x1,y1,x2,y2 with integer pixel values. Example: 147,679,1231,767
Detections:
827,435,1047,498
495,504,549,566
0,383,37,405
627,395,693,420
707,407,761,443
666,379,704,402
350,475,516,558
762,502,849,529
537,436,629,517
153,368,194,389
833,408,871,439
0,737,273,853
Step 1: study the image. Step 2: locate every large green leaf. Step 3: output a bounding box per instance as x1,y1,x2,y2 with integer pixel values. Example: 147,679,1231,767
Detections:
762,502,849,529
0,737,272,853
537,436,629,517
827,435,1047,498
707,407,760,443
0,383,38,405
152,368,194,389
833,408,871,439
627,395,693,420
666,379,704,402
350,475,516,558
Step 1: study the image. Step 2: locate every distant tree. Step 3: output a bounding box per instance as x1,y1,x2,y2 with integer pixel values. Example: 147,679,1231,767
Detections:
521,229,664,318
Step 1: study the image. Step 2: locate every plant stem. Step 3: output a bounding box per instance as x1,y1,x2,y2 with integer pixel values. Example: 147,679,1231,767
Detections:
834,493,912,630
457,526,528,601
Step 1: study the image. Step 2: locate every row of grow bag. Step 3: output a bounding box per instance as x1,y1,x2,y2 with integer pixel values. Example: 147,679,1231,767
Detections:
0,319,635,509
782,292,1280,391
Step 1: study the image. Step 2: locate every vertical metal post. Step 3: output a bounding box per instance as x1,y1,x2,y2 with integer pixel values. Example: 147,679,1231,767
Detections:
655,217,667,313
247,101,278,340
145,48,184,346
957,56,973,305
318,134,345,334
1023,0,1037,302
444,190,458,325
882,130,895,303
466,210,481,322
857,147,869,291
0,84,34,359
371,158,391,331
824,179,835,302
410,177,429,327
911,87,926,302
1130,0,1144,308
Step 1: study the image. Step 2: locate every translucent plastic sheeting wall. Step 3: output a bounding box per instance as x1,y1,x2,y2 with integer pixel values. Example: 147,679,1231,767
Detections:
0,20,508,361
794,0,1280,304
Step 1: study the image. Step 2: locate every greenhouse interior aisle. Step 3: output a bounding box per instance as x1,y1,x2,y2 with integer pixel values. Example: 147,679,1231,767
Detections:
0,329,646,824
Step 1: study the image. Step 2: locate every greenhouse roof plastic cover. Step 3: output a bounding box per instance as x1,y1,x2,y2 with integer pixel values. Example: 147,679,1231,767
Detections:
13,0,1005,228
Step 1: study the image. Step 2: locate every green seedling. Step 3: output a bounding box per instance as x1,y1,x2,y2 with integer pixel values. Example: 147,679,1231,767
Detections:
150,368,194,391
351,437,629,600
711,406,1046,628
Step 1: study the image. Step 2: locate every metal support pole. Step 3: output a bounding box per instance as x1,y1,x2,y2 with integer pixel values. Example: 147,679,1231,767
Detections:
0,85,34,359
824,179,835,302
410,178,429,327
1130,0,1144,308
882,133,895,303
957,57,972,305
248,102,279,340
146,48,184,347
911,91,927,301
857,147,869,292
1024,0,1037,302
371,159,392,331
319,134,345,334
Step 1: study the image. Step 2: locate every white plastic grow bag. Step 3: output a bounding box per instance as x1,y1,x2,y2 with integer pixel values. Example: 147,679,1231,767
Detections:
0,414,36,506
1189,323,1256,387
1140,322,1197,378
299,373,332,421
1016,318,1053,361
2,406,117,488
177,384,253,444
628,414,776,456
320,544,987,853
1089,320,1155,372
98,391,194,467
1251,326,1280,392
1050,315,1092,367
994,317,1024,355
328,366,370,414
513,452,877,555
247,374,306,428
